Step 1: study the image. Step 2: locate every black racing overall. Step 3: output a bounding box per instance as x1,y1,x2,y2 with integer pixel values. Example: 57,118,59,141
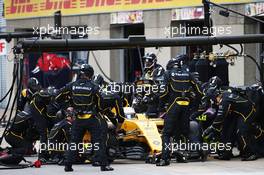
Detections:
56,78,108,167
159,67,203,161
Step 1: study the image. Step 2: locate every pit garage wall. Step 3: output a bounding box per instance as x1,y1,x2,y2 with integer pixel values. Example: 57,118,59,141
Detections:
244,18,260,86
110,26,125,82
144,10,172,71
0,0,13,109
78,14,111,82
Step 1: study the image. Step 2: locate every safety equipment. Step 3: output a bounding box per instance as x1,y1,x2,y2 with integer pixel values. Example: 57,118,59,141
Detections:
27,77,41,93
202,126,219,141
65,107,75,118
166,58,178,70
175,54,188,65
203,76,222,102
208,76,223,88
93,74,105,86
204,86,221,102
143,53,157,69
80,64,94,78
166,54,188,70
47,86,58,96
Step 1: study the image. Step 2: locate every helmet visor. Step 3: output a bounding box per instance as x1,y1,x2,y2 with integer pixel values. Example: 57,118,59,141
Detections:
144,57,155,69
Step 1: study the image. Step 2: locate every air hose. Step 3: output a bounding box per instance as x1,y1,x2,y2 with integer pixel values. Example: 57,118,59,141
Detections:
0,63,18,122
0,86,13,103
0,57,23,145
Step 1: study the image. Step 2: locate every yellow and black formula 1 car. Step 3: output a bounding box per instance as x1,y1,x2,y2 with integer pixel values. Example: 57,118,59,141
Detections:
82,107,163,163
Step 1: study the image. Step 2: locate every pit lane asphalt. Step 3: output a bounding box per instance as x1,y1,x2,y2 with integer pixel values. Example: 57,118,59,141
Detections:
1,113,264,175
0,157,264,175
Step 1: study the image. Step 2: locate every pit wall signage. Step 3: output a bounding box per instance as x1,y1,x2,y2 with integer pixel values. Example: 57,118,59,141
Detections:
111,11,143,24
5,0,253,19
0,40,7,56
245,1,264,16
172,7,204,21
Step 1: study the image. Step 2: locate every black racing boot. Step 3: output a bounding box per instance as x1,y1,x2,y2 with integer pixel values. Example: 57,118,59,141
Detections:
39,157,48,164
216,151,232,160
156,159,170,166
241,154,258,161
64,164,73,172
101,165,114,171
175,151,188,163
92,161,101,167
58,158,65,166
216,154,231,160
